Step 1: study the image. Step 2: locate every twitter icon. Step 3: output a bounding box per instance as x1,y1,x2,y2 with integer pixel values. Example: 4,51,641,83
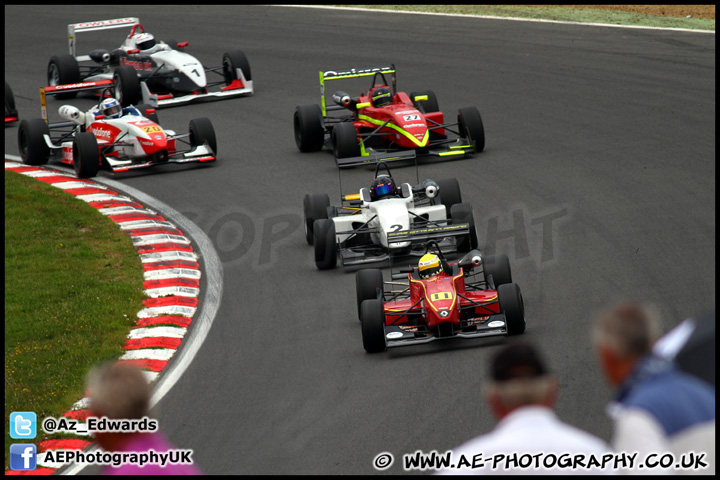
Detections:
10,412,36,439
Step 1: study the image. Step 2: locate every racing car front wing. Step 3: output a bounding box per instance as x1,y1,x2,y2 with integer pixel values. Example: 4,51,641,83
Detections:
383,313,508,348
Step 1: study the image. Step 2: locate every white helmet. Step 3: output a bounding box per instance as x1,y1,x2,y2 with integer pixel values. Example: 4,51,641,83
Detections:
100,98,122,119
135,33,156,51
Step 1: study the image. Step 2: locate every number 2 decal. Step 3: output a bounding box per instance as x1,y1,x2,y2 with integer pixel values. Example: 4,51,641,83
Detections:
390,224,403,232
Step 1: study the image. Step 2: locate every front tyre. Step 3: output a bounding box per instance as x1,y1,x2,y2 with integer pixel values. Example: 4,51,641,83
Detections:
189,117,217,155
294,104,324,152
47,55,80,99
303,193,330,245
332,121,360,159
458,106,485,153
73,132,101,178
313,219,338,270
113,65,141,107
498,283,525,335
18,119,51,166
361,299,387,353
223,50,252,84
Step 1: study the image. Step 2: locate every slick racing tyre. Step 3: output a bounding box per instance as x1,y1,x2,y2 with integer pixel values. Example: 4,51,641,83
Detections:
223,50,252,84
303,193,330,245
458,106,485,153
136,104,159,124
18,119,51,166
189,117,217,155
313,219,338,270
498,283,525,335
450,203,479,252
356,269,384,321
47,54,80,100
409,89,439,113
361,299,387,353
113,66,142,107
294,104,324,152
332,121,360,160
483,254,512,289
73,132,101,179
436,178,462,216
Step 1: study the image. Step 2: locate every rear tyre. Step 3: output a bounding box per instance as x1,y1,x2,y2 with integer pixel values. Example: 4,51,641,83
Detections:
189,117,217,155
113,65,141,107
135,104,159,124
332,121,360,159
458,106,485,153
483,254,512,288
436,178,462,216
294,104,324,152
303,193,330,244
73,132,100,178
498,283,525,335
18,119,51,166
361,299,387,353
223,50,252,84
356,269,384,321
313,219,338,270
409,90,439,113
47,54,80,99
450,203,479,252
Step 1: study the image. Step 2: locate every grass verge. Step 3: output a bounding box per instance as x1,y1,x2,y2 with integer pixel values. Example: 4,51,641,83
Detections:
4,170,146,470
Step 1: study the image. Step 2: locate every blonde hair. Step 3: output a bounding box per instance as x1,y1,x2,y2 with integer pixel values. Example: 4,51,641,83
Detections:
87,363,150,419
592,301,662,359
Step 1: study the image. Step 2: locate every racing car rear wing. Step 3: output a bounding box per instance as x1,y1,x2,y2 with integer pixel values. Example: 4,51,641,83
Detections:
40,80,114,122
320,64,396,116
68,17,139,60
387,223,470,245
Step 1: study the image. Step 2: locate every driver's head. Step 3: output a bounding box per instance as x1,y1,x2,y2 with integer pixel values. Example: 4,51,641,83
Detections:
100,98,122,119
370,174,396,200
371,86,392,107
135,33,156,51
419,253,442,279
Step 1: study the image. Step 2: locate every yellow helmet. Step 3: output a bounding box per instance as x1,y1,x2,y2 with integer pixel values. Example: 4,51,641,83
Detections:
419,253,441,279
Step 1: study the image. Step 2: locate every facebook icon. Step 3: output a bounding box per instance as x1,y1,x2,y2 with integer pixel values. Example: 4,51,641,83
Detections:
10,444,37,471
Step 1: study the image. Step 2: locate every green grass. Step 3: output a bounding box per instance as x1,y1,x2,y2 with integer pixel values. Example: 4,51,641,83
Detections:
341,5,715,31
5,170,146,469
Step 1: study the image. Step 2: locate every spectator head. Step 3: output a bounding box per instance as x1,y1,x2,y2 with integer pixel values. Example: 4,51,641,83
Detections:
483,342,557,419
592,301,663,386
87,363,150,420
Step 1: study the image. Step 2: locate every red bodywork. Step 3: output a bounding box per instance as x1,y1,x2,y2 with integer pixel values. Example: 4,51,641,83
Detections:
384,268,500,330
353,91,445,149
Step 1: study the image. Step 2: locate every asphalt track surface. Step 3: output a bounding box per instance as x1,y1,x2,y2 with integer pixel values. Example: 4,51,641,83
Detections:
5,5,715,475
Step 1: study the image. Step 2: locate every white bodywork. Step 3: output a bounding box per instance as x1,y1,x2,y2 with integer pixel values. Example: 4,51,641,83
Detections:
331,183,447,250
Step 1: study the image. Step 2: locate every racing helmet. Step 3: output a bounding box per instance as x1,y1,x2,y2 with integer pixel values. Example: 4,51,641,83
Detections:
370,174,396,200
371,86,392,107
135,33,156,51
419,253,442,279
100,98,122,119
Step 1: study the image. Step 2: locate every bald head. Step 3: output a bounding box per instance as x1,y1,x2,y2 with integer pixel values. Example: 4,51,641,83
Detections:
87,363,150,420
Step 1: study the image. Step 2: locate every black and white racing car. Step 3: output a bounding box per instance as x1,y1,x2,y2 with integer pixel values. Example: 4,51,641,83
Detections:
46,17,252,108
304,162,479,269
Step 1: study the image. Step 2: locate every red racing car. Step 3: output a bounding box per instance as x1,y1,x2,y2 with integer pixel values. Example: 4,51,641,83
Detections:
356,241,525,353
294,64,485,167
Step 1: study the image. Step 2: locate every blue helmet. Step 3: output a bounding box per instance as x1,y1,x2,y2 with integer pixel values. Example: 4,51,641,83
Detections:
371,174,396,199
100,98,122,119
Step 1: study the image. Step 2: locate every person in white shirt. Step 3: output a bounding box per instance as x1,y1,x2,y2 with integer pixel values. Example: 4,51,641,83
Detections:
438,342,613,475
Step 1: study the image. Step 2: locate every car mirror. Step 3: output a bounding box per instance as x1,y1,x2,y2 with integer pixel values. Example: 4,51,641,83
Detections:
414,95,428,102
356,102,371,109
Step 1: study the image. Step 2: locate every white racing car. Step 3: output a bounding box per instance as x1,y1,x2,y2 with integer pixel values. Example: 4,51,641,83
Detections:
303,162,479,269
46,17,252,108
18,82,217,178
